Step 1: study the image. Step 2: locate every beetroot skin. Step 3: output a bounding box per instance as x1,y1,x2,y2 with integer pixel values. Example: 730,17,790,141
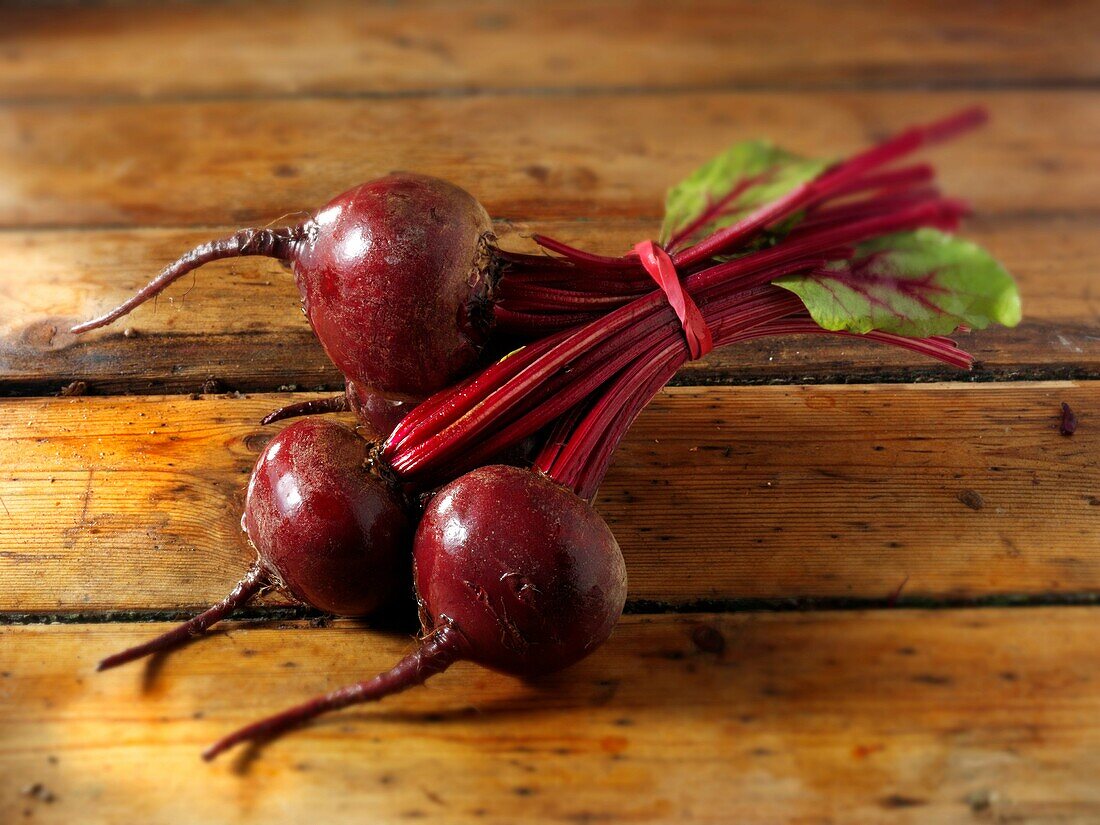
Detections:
243,418,411,616
294,174,497,400
414,464,627,676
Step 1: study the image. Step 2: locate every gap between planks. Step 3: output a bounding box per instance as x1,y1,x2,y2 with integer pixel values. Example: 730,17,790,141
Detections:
6,591,1100,628
8,78,1100,110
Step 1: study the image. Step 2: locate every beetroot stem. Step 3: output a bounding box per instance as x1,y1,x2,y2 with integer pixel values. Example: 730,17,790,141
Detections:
385,328,574,456
97,564,268,672
202,623,467,761
531,235,638,269
825,163,936,199
259,394,350,426
71,226,301,334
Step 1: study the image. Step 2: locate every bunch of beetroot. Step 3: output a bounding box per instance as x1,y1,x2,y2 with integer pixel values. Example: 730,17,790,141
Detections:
77,108,1020,759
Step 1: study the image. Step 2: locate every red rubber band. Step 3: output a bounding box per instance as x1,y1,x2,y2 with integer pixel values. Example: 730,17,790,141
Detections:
633,240,713,360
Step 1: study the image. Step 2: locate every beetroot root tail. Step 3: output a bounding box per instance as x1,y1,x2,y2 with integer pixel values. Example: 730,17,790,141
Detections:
97,564,268,672
260,395,350,426
71,226,301,334
202,623,466,761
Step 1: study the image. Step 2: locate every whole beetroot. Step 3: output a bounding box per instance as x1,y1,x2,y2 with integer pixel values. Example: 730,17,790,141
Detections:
294,175,496,400
98,419,411,671
72,173,498,428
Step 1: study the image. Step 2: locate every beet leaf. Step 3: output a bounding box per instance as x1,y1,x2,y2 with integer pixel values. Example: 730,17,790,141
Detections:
659,141,829,250
772,229,1021,338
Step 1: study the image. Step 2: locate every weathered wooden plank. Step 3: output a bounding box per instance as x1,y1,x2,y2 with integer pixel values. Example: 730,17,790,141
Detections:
4,0,1098,101
0,384,1094,612
3,609,1100,824
3,215,1094,396
0,92,1095,228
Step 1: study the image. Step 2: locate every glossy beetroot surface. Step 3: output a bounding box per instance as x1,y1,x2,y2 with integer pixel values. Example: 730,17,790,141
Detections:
414,464,627,675
243,418,411,616
294,173,496,399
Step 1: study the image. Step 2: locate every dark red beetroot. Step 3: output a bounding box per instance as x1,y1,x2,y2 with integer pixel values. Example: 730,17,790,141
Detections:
413,465,626,676
72,173,497,428
295,175,496,400
98,418,411,671
202,465,627,759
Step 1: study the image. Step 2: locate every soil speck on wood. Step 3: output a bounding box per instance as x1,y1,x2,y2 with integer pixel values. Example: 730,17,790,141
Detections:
957,489,984,511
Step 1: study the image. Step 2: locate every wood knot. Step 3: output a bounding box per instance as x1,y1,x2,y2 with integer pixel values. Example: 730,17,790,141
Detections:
244,432,273,453
21,318,73,350
691,624,726,654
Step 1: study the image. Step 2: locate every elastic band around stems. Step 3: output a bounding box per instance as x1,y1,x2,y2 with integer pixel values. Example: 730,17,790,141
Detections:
633,240,713,360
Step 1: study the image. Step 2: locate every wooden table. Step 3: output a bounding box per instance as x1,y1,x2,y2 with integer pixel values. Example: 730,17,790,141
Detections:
2,2,1098,822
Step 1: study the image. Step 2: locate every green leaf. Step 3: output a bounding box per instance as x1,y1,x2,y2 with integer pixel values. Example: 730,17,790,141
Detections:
773,229,1022,338
660,142,829,249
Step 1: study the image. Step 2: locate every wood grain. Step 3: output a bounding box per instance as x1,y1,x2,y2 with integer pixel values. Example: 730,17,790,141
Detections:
4,608,1100,824
3,0,1098,101
0,384,1094,612
1,92,1095,228
3,215,1096,396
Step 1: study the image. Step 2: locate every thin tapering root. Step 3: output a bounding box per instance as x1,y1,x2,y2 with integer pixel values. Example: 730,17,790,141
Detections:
97,564,268,672
202,623,466,761
71,226,301,334
260,395,349,426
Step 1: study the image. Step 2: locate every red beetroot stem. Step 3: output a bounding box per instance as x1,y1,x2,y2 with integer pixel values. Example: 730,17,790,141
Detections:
389,190,963,479
386,327,575,455
493,307,601,333
792,187,943,233
436,312,687,475
70,228,301,334
689,197,967,296
825,163,936,199
539,339,680,494
565,351,681,501
98,565,268,672
202,623,467,761
259,395,350,426
666,171,773,252
531,234,641,270
501,283,636,312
